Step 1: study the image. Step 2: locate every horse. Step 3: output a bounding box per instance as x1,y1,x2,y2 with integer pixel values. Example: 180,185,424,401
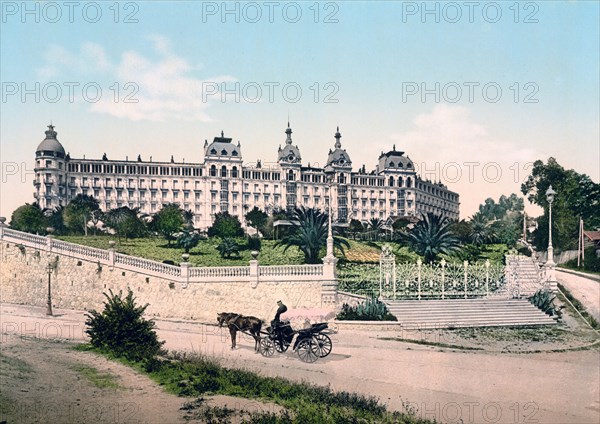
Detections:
217,312,263,352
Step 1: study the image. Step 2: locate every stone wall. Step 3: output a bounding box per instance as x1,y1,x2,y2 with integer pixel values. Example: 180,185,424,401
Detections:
0,242,331,323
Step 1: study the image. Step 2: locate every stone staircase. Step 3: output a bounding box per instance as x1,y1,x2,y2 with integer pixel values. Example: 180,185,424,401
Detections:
385,298,557,329
503,254,547,298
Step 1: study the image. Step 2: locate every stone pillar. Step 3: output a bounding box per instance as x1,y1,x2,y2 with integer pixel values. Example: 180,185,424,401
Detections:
108,240,116,267
322,256,338,307
249,250,259,288
0,217,6,238
180,253,190,289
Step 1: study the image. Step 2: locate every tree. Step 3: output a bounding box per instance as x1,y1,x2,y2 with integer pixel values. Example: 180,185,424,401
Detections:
245,207,268,236
521,158,600,250
63,194,99,236
151,204,184,245
348,219,365,238
177,230,201,253
182,209,194,230
10,203,46,234
44,206,67,235
474,194,524,247
104,207,146,242
469,212,496,246
405,212,460,263
276,207,350,264
207,212,244,238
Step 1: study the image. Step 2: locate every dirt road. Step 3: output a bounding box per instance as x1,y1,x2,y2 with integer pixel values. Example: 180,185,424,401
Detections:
557,269,600,321
1,303,599,424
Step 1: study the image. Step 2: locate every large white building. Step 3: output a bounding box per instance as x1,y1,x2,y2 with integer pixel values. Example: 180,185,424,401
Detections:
34,123,459,229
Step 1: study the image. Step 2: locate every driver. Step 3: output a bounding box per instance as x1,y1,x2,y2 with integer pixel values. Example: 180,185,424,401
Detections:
271,300,287,349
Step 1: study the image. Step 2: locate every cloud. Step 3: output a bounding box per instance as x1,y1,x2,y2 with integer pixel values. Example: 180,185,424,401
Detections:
389,104,538,166
34,36,236,122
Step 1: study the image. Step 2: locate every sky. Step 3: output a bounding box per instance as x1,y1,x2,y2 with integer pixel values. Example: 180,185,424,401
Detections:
1,1,598,220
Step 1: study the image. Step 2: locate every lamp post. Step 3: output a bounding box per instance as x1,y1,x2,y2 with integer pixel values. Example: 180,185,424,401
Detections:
44,226,55,315
545,185,556,280
46,227,55,316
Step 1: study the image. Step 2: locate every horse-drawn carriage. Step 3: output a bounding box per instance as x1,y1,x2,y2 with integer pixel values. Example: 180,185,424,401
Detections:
259,320,332,363
217,312,333,363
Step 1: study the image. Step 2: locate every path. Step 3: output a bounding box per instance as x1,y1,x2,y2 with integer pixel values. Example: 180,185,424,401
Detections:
1,303,599,424
557,269,600,321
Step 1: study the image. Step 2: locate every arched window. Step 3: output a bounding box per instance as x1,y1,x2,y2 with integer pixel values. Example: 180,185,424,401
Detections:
287,170,294,180
398,177,403,187
406,163,412,168
389,162,395,168
210,148,217,155
221,166,227,177
398,163,403,168
406,177,412,188
231,166,238,178
210,165,216,176
221,149,227,155
389,176,395,186
232,150,238,156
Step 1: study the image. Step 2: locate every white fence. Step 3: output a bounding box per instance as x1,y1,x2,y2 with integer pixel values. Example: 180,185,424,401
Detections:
0,227,332,286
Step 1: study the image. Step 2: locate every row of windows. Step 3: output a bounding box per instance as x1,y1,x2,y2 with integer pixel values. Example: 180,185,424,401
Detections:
68,162,203,177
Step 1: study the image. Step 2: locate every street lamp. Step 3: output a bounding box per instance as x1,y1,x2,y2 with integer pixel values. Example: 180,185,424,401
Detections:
545,185,556,278
46,227,55,316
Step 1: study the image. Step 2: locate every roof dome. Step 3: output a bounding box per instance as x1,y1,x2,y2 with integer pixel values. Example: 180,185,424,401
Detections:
378,145,414,171
204,131,242,159
324,127,352,170
278,123,302,165
36,124,65,156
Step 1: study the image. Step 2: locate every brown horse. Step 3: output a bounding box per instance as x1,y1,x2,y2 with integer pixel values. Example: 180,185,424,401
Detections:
217,312,263,352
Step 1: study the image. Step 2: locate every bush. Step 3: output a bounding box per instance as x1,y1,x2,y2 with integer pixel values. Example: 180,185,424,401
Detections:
85,289,164,361
562,247,600,273
247,235,261,251
216,237,241,258
528,289,560,317
336,298,397,321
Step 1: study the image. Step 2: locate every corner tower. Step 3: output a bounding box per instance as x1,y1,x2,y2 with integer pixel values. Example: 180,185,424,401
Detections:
34,124,68,209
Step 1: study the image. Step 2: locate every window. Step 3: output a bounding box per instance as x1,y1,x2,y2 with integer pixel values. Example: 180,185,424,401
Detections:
221,166,227,177
210,165,216,176
231,166,238,178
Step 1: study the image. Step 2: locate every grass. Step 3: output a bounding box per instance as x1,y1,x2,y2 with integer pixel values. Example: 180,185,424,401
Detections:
558,283,600,330
58,235,305,267
0,352,33,379
74,345,431,423
72,364,121,389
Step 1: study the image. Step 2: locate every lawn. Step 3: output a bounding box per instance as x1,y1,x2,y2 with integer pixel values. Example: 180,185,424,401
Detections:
57,235,305,267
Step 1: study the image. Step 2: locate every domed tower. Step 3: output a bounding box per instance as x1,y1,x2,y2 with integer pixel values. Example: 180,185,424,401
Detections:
323,127,352,223
34,124,68,210
277,122,302,170
277,122,302,213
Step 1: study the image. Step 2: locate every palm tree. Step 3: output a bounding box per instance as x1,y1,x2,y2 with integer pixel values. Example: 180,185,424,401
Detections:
276,207,350,264
368,217,384,241
406,212,460,263
182,209,194,230
469,212,496,246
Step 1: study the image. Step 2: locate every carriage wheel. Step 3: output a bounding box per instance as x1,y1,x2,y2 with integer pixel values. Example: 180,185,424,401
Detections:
296,338,320,363
259,337,275,357
275,340,290,353
314,333,332,358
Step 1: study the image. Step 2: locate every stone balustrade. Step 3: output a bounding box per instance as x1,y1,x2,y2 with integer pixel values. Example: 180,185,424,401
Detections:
0,227,334,291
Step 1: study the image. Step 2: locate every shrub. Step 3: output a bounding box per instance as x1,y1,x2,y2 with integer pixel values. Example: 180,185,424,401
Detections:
217,237,241,258
247,235,261,251
85,289,164,361
528,289,560,317
336,298,397,321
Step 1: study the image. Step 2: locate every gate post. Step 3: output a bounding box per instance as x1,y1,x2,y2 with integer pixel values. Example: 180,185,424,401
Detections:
417,258,422,301
463,260,468,299
441,259,446,300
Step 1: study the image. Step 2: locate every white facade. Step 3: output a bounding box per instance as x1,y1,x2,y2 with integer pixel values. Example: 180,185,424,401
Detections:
34,124,460,229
